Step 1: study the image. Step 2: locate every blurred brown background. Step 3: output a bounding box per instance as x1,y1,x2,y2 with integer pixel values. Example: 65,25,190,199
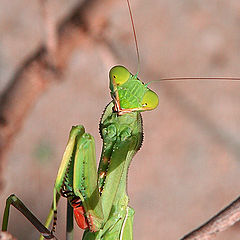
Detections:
1,0,240,239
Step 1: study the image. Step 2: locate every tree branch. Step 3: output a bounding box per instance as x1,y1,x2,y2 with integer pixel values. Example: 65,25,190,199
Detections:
181,195,240,240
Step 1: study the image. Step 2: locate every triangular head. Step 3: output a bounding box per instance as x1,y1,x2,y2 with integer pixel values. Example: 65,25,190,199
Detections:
109,65,159,115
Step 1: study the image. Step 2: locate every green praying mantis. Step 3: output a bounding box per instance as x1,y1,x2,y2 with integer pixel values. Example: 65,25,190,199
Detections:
1,1,159,237
2,67,159,239
2,0,240,239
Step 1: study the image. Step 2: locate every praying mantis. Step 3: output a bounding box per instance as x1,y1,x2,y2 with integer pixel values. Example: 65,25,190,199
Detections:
2,63,159,240
1,0,240,240
2,0,160,238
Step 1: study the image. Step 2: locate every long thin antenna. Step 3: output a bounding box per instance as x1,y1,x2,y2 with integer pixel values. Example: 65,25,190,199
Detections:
146,77,240,85
126,0,140,75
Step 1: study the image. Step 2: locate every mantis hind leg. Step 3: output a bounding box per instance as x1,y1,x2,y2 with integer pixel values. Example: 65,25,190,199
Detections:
39,192,61,240
2,194,56,239
66,201,74,240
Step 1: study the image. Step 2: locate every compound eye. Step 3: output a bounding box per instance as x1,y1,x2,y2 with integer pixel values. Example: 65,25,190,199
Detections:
109,65,131,85
141,90,159,110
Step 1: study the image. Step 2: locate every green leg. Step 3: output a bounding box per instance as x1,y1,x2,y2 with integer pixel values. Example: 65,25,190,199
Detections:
39,193,61,240
2,194,56,239
66,201,73,240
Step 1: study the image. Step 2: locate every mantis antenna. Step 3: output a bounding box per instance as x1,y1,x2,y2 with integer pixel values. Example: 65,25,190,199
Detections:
126,1,240,84
126,0,140,76
145,77,240,86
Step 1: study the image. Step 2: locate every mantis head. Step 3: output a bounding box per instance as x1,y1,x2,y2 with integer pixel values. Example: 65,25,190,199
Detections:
109,65,159,114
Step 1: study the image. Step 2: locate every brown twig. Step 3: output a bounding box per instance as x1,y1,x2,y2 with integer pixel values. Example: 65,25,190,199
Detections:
0,48,56,177
181,195,240,240
40,0,58,66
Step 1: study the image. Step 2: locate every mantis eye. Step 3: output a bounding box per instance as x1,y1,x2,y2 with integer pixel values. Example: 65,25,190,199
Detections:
141,90,159,110
109,65,131,85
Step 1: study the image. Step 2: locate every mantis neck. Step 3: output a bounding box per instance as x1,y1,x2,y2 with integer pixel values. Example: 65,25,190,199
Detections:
98,102,143,221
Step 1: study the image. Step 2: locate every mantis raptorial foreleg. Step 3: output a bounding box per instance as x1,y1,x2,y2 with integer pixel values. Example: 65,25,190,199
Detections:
49,125,104,233
39,125,105,240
